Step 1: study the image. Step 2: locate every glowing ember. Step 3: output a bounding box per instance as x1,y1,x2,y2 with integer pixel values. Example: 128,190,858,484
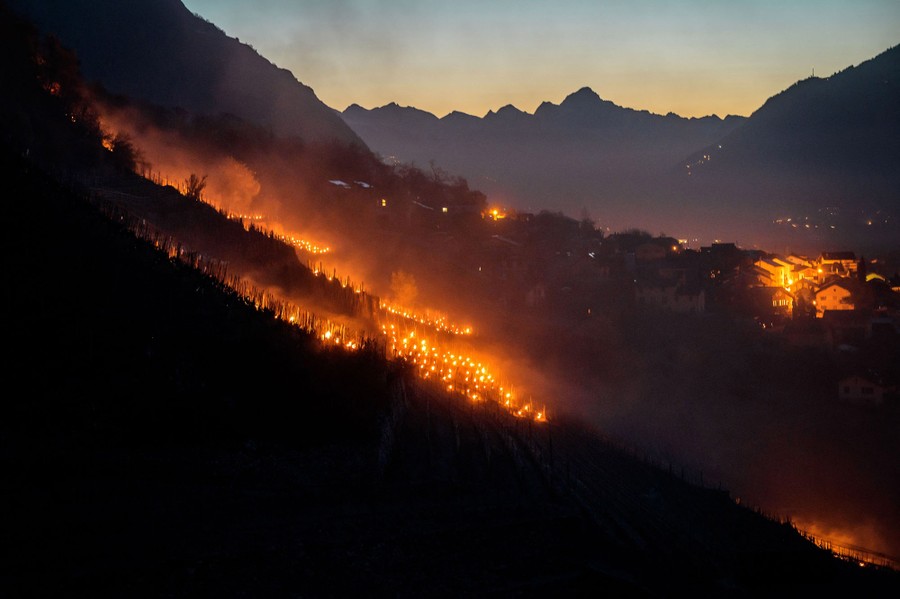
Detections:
380,302,473,336
274,232,331,255
379,324,546,422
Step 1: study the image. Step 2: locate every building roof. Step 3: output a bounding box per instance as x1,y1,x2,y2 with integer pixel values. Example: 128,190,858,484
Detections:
772,257,793,268
816,279,854,294
820,251,856,261
758,258,782,269
786,254,812,266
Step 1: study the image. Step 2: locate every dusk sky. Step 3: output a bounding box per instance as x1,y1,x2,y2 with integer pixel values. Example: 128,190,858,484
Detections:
182,0,898,118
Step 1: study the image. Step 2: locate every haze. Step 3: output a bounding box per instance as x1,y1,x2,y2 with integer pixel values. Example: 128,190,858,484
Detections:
181,0,899,118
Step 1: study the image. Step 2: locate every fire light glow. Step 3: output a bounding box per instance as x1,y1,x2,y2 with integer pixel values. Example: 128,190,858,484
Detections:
111,165,549,438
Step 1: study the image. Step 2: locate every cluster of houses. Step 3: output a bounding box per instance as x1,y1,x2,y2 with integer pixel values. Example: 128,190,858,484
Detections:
632,242,899,322
630,241,899,404
749,250,899,404
384,203,898,405
751,251,865,318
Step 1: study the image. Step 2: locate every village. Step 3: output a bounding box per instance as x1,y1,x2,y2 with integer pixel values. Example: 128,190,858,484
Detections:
307,170,900,410
404,205,900,408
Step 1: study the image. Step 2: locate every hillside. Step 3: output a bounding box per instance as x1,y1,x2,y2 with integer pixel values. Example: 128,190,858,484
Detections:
9,0,363,146
675,44,900,250
4,153,896,595
3,3,899,593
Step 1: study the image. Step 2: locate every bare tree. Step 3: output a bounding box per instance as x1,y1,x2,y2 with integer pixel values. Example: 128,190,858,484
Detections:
184,173,207,201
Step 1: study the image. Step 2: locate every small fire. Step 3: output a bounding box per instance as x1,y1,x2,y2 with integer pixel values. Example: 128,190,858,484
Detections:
381,302,472,336
380,324,546,422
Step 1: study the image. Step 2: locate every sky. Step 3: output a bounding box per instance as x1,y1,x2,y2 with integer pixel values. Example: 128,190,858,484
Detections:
181,0,899,118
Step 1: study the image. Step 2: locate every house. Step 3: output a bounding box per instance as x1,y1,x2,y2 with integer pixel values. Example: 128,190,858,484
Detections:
838,374,894,405
754,256,793,288
815,280,854,317
745,286,794,318
817,251,857,283
786,254,813,267
791,264,820,288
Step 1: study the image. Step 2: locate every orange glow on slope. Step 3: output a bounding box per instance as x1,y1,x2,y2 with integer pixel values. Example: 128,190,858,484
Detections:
379,323,544,422
136,166,333,256
107,193,546,424
793,519,898,569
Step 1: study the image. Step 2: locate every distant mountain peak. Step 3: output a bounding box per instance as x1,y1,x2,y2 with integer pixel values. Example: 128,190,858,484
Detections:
557,86,619,117
444,110,477,119
441,110,479,125
563,87,602,103
497,104,526,115
484,104,528,121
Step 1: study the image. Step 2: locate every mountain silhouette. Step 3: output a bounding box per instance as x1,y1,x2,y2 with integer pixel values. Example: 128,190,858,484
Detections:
674,44,900,249
342,87,744,229
689,44,899,173
4,5,900,591
343,46,899,249
10,0,363,146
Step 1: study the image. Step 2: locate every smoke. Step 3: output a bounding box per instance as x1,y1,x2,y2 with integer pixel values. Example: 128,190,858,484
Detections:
389,270,418,307
531,310,900,559
91,92,899,562
97,107,262,216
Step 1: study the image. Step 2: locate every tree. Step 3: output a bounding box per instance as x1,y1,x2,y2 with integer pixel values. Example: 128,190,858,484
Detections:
184,173,207,201
105,133,142,172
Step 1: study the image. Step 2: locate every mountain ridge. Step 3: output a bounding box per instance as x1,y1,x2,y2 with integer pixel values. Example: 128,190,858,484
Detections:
341,85,747,234
342,45,899,248
9,0,363,146
674,43,900,248
347,85,741,126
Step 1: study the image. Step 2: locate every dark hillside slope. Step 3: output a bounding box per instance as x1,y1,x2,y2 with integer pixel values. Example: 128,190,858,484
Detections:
676,44,900,249
10,0,363,145
3,154,393,447
690,44,900,177
3,153,897,595
2,7,897,593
